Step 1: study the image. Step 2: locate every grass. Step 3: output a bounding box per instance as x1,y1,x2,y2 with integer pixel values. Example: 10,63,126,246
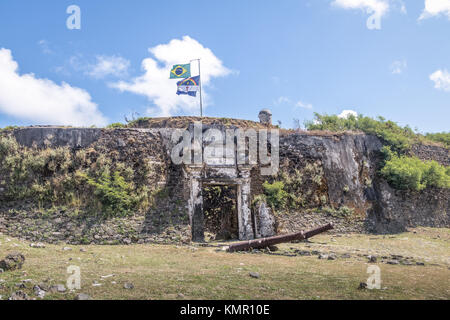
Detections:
0,228,449,300
304,113,448,151
123,116,274,129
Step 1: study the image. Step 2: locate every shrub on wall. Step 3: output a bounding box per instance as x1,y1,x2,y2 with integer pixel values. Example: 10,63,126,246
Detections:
79,171,140,217
262,181,288,210
426,132,450,148
0,135,153,217
381,148,450,191
305,113,419,152
106,122,127,129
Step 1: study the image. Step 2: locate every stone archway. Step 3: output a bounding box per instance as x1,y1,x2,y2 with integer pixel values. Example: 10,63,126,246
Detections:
185,165,255,242
202,184,239,240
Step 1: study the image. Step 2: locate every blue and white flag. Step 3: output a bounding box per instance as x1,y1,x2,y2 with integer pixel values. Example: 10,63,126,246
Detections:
176,76,200,97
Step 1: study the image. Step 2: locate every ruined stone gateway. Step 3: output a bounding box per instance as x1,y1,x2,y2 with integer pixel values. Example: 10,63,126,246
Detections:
0,113,448,244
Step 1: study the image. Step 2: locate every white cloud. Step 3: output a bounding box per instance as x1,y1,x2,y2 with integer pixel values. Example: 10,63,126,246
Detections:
274,96,291,105
430,69,450,91
332,0,390,16
85,55,130,79
398,0,407,14
273,97,313,110
111,36,233,117
295,100,313,109
0,48,107,126
332,0,391,29
61,54,130,79
38,40,53,55
419,0,450,20
338,109,358,118
390,59,407,74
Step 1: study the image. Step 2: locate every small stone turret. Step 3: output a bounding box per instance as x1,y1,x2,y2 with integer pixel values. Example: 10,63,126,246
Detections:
258,109,272,126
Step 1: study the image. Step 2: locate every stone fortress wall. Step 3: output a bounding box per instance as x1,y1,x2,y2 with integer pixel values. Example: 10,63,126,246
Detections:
0,112,448,244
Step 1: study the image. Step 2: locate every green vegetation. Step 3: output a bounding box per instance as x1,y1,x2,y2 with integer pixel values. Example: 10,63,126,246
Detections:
106,122,127,129
257,160,328,212
0,125,19,132
126,117,151,128
426,132,450,148
381,147,450,191
79,171,141,217
252,194,267,207
0,135,153,217
305,113,431,152
262,181,288,210
305,113,450,191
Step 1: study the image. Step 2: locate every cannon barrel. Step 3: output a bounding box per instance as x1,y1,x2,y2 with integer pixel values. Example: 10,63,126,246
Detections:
227,223,334,252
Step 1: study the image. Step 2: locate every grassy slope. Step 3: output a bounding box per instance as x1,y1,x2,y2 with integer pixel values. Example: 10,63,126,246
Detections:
0,228,449,300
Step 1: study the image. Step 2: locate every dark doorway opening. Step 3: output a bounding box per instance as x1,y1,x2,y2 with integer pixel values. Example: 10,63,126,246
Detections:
202,185,238,241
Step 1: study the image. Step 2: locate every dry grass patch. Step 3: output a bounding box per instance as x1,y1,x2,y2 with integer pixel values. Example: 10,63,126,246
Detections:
0,228,449,300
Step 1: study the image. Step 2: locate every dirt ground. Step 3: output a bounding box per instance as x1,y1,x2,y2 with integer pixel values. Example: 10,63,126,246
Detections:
0,227,449,300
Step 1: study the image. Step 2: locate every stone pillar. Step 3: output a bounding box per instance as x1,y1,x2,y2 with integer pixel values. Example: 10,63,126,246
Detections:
238,166,254,240
256,202,276,238
188,166,204,242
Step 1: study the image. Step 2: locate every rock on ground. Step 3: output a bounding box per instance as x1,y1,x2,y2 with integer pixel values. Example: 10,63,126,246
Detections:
123,282,134,289
0,252,25,271
30,243,46,248
74,293,90,300
318,253,328,260
9,291,29,300
358,282,368,290
50,284,66,293
33,285,46,299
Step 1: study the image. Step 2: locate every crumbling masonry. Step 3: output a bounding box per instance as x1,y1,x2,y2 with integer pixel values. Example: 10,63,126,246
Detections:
0,112,448,244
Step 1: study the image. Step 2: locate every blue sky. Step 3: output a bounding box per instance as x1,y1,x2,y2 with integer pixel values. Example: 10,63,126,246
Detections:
0,0,449,132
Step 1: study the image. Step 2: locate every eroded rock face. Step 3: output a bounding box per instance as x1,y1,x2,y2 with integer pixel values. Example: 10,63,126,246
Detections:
367,180,450,233
279,132,449,233
279,133,383,211
410,144,450,166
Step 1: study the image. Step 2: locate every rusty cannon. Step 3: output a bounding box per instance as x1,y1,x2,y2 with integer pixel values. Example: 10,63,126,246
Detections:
227,223,334,252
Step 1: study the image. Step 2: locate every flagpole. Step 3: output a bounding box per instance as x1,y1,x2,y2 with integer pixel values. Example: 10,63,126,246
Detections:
191,59,203,117
198,59,203,118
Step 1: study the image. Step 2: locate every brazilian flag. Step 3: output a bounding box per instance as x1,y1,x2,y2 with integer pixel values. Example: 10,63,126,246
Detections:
170,64,191,79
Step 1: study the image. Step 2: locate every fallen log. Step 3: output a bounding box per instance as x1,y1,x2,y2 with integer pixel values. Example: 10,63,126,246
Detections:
227,223,334,252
